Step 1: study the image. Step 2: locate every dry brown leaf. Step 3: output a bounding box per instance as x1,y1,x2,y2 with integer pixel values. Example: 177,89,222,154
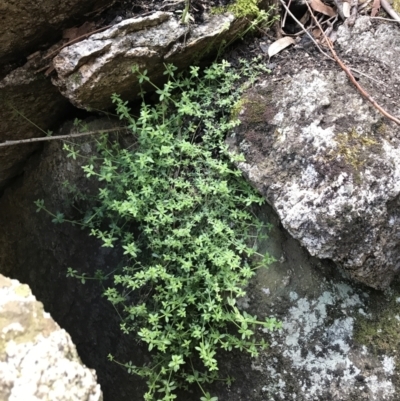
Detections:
299,10,310,24
371,0,380,16
268,37,296,58
312,27,322,39
310,0,337,16
63,21,95,42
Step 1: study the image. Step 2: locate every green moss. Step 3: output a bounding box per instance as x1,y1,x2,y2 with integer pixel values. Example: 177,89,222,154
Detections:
231,97,247,120
232,92,274,124
211,0,262,18
377,122,387,135
71,72,82,85
354,291,400,358
329,128,379,170
394,0,400,13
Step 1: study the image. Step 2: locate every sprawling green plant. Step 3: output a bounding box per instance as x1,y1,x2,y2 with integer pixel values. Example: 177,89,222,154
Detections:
36,59,280,401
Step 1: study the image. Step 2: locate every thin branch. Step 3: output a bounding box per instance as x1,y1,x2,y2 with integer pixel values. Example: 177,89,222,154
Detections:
370,15,400,22
347,0,358,26
282,0,292,27
350,68,388,87
305,0,400,125
279,0,389,87
380,0,400,22
0,127,129,148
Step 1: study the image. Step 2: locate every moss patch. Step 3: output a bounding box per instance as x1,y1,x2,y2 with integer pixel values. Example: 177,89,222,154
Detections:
212,0,261,18
354,288,400,358
235,91,276,124
326,128,381,180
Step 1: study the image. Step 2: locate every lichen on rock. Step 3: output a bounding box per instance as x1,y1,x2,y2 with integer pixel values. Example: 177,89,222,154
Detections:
227,17,400,290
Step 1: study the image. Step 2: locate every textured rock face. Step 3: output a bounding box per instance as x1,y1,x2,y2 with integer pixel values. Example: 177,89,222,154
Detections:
0,0,113,64
52,11,246,109
228,17,400,289
0,274,102,401
237,216,400,401
0,66,71,189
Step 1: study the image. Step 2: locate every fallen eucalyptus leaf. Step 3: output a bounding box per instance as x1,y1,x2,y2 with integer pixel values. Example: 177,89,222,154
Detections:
268,36,296,58
310,0,337,16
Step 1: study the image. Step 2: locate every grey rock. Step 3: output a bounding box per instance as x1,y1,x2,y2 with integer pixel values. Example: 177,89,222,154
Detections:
228,17,400,289
52,11,247,110
0,274,102,401
0,0,114,64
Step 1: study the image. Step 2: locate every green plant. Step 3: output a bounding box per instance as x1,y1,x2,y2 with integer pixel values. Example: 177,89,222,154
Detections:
36,58,280,401
211,0,271,19
211,3,278,61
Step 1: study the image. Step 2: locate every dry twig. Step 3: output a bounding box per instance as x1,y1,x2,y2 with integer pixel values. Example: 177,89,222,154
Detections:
278,0,334,59
347,0,359,26
371,15,400,21
282,0,292,26
380,0,400,21
0,127,128,148
278,1,387,92
305,0,400,125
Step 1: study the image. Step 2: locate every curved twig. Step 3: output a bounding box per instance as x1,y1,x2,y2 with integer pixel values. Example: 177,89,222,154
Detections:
304,0,400,125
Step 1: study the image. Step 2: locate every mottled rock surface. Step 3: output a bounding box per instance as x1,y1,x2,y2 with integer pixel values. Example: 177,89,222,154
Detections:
0,0,114,64
234,215,400,401
0,274,102,401
52,11,246,109
228,17,400,289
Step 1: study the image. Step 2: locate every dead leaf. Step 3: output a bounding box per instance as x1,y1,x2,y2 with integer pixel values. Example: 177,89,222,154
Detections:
299,10,310,25
44,65,55,77
343,1,351,17
268,37,296,58
63,22,95,42
371,0,380,16
312,27,322,39
310,0,337,17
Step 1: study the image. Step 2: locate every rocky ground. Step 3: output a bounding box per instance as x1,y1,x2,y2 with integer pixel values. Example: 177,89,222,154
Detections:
1,0,400,400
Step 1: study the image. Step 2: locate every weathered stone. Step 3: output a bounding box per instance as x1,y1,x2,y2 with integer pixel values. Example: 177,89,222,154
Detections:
227,17,400,289
236,215,400,401
0,0,114,64
0,65,71,190
52,11,246,110
0,274,102,401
